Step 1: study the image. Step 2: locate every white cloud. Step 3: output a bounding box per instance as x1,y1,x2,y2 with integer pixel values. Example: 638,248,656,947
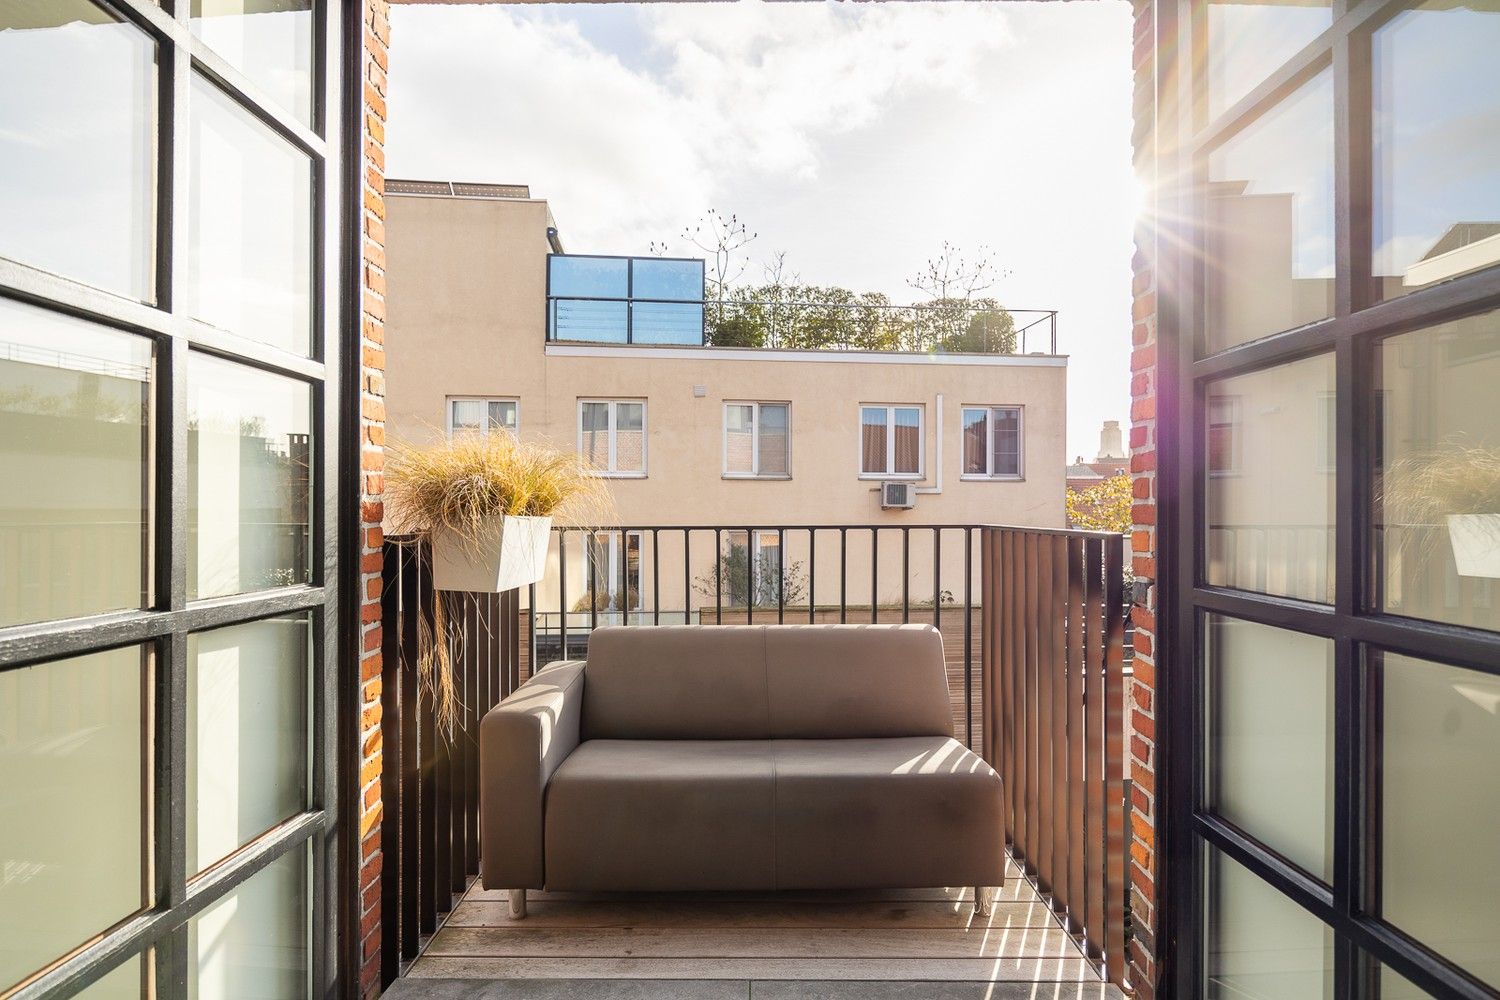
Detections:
387,0,1135,459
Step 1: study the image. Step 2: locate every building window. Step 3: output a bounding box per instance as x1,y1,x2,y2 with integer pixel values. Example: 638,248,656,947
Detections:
721,530,790,608
1207,394,1241,476
961,405,1024,479
724,401,790,478
578,399,646,476
448,397,518,438
584,530,642,614
859,404,923,478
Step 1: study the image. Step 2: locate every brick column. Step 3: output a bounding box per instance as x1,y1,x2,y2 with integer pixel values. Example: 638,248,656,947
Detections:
1127,0,1160,994
356,1,390,996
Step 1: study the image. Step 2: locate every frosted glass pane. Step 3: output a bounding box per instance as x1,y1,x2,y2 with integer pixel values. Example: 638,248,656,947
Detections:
1206,616,1333,879
188,847,308,1000
0,1,156,301
188,615,310,874
1206,848,1334,999
1206,353,1336,602
0,298,151,628
1205,71,1335,353
188,354,312,599
190,1,313,127
0,647,146,991
1380,652,1500,990
187,74,312,356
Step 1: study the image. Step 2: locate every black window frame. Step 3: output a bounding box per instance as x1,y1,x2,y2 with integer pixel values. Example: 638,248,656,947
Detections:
0,2,350,998
1155,0,1500,997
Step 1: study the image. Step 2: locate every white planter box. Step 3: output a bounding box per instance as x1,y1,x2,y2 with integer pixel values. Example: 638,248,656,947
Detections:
431,515,552,593
1448,513,1500,579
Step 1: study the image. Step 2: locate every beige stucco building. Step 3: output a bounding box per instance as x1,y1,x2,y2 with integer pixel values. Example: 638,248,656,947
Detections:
384,182,1068,624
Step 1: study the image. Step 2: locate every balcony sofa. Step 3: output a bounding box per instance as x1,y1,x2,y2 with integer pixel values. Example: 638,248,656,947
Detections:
479,623,1006,917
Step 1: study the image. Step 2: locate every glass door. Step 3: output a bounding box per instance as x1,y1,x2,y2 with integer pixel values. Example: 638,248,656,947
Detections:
1163,0,1500,996
0,1,346,997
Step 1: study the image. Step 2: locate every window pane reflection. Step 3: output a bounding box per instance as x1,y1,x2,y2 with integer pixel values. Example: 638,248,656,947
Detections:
1206,0,1331,122
188,354,312,599
187,75,313,356
1205,71,1335,354
1205,616,1333,880
1205,847,1334,999
188,847,309,1000
190,1,314,127
1206,353,1336,602
1375,310,1500,632
0,299,151,629
0,646,147,992
1380,652,1500,990
0,1,155,301
1372,2,1500,300
188,615,311,875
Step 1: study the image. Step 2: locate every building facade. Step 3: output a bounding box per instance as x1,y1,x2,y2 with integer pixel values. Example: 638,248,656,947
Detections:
383,184,1069,618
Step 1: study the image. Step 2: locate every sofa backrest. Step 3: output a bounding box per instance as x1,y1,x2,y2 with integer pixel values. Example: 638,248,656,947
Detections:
580,624,952,741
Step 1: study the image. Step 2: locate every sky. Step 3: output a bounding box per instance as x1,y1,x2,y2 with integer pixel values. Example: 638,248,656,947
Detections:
385,0,1138,461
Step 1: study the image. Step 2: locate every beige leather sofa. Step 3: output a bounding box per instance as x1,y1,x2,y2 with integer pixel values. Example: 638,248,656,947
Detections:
480,624,1006,917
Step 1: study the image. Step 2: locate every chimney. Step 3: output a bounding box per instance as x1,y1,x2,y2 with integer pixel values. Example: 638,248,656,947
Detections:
1096,420,1125,462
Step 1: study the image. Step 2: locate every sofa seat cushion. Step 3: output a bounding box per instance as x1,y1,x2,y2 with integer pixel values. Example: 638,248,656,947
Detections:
771,736,1006,890
544,740,777,891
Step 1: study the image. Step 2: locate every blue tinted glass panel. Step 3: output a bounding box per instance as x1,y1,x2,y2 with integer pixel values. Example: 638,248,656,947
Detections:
632,258,702,301
550,299,627,342
549,256,627,299
632,302,704,344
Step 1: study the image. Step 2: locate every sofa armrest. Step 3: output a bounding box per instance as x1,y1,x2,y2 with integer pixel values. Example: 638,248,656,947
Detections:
480,660,586,890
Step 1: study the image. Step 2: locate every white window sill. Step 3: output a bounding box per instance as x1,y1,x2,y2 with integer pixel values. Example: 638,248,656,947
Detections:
858,473,924,481
722,474,794,481
961,474,1025,483
589,471,648,479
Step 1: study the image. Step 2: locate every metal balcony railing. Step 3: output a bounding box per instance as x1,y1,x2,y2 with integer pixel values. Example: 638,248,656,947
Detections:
377,522,1131,988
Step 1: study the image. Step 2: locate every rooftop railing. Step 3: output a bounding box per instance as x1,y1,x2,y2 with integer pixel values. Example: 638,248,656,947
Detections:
546,253,1061,354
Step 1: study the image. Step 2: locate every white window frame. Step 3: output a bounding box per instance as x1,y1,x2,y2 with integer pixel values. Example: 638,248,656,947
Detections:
857,403,925,480
446,396,520,438
960,404,1026,481
722,400,792,480
577,398,648,477
585,529,644,612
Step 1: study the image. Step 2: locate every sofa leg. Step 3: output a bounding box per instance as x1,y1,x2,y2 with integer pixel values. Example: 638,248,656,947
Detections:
973,885,996,918
508,889,527,920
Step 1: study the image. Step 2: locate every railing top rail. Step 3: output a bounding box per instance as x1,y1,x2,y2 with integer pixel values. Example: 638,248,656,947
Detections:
542,523,1124,540
548,293,1057,319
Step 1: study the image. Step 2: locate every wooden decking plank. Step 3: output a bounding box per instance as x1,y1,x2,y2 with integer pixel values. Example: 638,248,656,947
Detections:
405,957,1103,982
444,898,1064,931
425,926,1091,961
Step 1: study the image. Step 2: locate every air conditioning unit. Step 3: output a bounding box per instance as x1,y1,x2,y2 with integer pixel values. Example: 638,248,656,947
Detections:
881,481,916,510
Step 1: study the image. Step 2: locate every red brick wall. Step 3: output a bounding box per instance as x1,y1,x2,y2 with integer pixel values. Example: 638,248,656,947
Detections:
357,2,390,996
1127,0,1160,995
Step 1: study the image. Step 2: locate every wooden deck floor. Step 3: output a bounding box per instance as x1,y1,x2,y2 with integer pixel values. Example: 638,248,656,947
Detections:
384,855,1125,1000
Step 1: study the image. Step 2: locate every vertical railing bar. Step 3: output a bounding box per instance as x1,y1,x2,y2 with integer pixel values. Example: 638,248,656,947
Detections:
1066,535,1087,937
399,544,420,961
588,530,598,634
963,526,973,752
682,529,691,626
1083,536,1106,963
527,582,537,676
1049,534,1070,917
980,529,995,770
652,527,661,626
1035,531,1055,896
871,527,879,624
714,528,722,625
839,528,848,623
1024,529,1040,875
902,526,910,623
1002,529,1019,849
808,528,817,625
746,526,754,625
558,530,568,660
379,540,403,981
777,527,786,623
1103,534,1128,987
417,543,437,937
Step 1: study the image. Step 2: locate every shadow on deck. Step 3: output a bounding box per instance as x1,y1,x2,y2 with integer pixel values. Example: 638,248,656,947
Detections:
381,855,1125,1000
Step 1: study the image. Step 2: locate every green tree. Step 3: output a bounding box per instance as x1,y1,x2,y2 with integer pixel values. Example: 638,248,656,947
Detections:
694,540,808,609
